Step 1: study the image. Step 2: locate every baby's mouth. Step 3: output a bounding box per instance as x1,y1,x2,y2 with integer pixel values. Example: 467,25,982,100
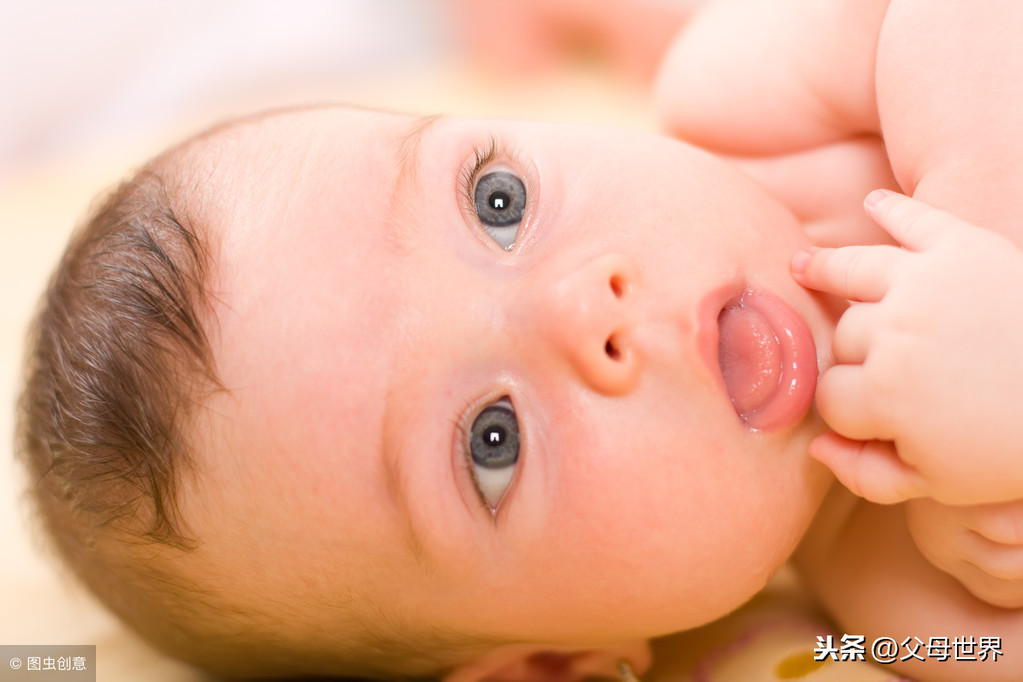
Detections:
717,290,818,431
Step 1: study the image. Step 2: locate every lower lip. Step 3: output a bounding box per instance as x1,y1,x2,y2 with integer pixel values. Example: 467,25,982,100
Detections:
717,290,818,431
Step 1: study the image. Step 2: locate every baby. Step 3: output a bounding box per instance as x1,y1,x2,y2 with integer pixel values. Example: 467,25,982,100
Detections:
17,103,837,680
14,3,1023,682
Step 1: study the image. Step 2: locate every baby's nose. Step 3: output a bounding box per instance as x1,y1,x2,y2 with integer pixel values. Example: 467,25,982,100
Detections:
534,253,642,395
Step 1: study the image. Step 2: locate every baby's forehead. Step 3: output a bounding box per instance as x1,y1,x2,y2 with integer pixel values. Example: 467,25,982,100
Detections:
155,106,409,265
202,104,412,154
192,102,419,432
185,104,415,197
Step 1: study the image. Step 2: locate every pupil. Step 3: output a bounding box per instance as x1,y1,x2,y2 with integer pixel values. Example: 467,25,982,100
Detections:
469,402,519,469
485,424,506,446
489,191,510,211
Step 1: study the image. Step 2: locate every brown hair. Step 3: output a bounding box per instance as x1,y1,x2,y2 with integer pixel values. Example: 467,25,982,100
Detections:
14,157,223,630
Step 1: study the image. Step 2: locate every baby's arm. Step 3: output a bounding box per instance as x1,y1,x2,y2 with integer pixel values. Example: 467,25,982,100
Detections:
792,190,1023,506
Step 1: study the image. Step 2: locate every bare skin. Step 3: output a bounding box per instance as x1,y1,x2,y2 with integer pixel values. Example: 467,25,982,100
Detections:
656,0,1023,678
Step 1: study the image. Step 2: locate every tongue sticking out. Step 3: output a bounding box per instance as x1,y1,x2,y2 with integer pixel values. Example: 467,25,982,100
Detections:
718,299,781,419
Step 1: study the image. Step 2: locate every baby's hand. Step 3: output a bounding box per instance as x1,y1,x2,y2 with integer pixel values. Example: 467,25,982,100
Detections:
792,190,1023,505
907,497,1023,609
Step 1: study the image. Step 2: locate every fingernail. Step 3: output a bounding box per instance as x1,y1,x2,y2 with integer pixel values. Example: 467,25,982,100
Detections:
864,188,895,211
790,249,812,275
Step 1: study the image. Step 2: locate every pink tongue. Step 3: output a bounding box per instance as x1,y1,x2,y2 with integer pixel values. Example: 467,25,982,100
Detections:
718,303,781,417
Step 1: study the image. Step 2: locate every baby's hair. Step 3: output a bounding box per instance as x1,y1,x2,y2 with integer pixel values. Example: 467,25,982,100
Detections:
13,111,503,679
17,164,214,548
13,154,228,657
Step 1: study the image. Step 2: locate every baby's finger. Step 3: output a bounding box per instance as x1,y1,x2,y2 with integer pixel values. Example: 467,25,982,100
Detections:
963,500,1023,547
791,244,903,302
815,364,895,441
863,189,972,251
809,432,927,504
831,302,876,365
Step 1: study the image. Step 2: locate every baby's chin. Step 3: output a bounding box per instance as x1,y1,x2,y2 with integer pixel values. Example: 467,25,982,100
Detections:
666,525,817,633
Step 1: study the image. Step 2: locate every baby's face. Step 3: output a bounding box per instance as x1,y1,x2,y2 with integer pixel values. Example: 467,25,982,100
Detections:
188,106,837,649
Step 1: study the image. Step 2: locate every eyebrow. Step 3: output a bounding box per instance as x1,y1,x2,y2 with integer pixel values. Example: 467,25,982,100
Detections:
386,114,443,254
381,116,446,571
381,366,437,574
395,114,443,184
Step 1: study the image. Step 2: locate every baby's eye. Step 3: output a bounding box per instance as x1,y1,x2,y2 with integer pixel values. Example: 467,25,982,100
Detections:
474,171,526,250
468,397,520,510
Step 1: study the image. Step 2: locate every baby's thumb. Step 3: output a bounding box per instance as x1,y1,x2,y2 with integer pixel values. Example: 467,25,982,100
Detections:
809,432,927,504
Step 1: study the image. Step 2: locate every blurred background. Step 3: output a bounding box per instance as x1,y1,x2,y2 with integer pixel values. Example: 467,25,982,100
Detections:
0,1,695,678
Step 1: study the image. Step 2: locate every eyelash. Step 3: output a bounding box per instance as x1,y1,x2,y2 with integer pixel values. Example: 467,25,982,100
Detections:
457,136,537,244
458,136,500,210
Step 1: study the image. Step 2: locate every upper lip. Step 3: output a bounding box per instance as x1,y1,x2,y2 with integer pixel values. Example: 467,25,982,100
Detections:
695,281,745,396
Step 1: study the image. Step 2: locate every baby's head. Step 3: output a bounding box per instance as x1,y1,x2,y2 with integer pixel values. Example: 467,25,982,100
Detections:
17,105,837,680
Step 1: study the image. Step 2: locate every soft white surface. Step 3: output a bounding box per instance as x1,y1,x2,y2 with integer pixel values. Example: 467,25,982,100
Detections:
0,0,452,174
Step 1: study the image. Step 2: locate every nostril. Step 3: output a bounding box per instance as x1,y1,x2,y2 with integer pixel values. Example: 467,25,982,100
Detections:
605,336,622,361
609,274,625,299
